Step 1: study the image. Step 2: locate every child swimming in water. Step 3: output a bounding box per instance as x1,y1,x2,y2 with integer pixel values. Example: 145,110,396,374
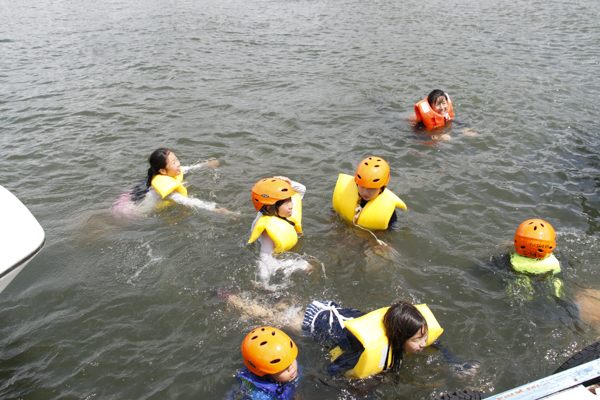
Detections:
249,177,305,254
412,89,454,130
301,299,443,378
117,147,231,215
248,177,311,289
409,90,477,140
234,326,300,400
511,219,560,276
332,156,406,232
219,293,474,379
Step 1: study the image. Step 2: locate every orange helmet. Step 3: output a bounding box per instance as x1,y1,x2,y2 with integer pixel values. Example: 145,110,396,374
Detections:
354,157,390,188
514,219,556,259
251,178,293,211
241,327,298,376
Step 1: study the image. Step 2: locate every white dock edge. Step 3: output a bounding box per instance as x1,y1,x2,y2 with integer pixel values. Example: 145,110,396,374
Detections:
485,358,600,400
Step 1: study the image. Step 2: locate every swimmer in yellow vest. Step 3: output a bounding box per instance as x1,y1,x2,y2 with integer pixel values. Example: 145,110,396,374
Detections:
119,147,231,214
497,218,564,299
301,299,475,379
249,177,305,254
333,156,406,231
248,177,311,289
511,219,560,275
217,294,475,379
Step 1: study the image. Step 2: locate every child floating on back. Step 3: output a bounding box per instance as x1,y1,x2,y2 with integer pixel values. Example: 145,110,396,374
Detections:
235,326,300,400
333,156,406,232
114,147,230,216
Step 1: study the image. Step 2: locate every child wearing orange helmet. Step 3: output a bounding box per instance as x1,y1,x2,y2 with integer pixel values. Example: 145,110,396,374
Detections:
219,296,474,381
511,219,560,275
235,326,300,400
249,176,305,255
488,219,563,300
508,219,600,330
332,156,407,231
248,177,310,289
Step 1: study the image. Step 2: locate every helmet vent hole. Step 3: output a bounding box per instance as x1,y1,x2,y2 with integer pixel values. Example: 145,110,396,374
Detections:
520,246,526,249
549,246,553,249
537,249,544,253
260,341,268,346
533,226,537,231
357,174,362,180
248,361,256,368
374,164,380,168
281,189,288,192
270,359,281,365
373,178,380,182
271,331,276,336
251,335,258,340
290,341,294,348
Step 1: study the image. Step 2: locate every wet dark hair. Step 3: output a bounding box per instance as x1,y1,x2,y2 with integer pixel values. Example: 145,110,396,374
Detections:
427,89,447,108
383,300,428,372
130,148,171,203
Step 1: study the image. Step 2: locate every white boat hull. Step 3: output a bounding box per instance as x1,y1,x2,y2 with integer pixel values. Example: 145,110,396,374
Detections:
0,185,45,294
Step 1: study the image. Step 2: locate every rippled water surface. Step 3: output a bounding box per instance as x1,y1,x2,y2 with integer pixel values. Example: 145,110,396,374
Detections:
2,0,600,398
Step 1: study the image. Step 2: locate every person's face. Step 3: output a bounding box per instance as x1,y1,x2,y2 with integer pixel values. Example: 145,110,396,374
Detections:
357,185,381,202
432,96,448,115
275,198,293,218
402,327,428,354
269,359,298,382
160,152,181,177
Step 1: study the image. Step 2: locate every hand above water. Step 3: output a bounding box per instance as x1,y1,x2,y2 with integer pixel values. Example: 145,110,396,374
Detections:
202,157,219,167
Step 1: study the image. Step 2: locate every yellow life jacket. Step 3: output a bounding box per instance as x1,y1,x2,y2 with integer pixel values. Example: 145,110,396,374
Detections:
510,253,561,275
247,192,303,253
332,174,406,231
332,304,443,379
151,172,188,198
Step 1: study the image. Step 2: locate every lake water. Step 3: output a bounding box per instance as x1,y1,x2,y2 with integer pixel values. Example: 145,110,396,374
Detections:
2,0,600,398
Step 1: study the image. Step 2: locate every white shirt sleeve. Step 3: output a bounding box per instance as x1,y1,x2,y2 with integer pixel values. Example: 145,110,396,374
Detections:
181,163,208,174
170,192,216,211
289,181,306,199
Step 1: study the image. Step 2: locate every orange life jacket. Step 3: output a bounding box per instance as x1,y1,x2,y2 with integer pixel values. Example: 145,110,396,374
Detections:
414,93,454,129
